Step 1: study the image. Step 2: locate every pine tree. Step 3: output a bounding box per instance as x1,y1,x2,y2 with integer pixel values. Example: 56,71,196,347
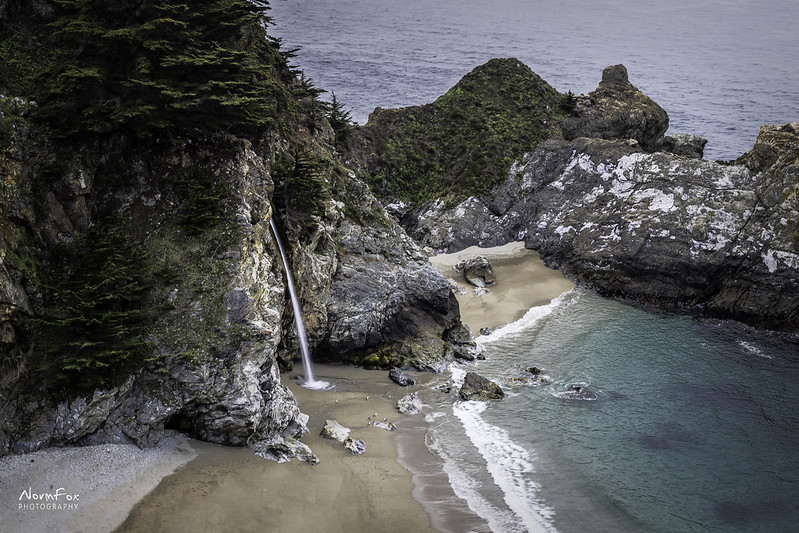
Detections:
42,222,151,392
327,92,353,148
38,0,286,137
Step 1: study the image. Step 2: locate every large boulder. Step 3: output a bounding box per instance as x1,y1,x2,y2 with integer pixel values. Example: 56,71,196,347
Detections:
459,372,505,401
455,256,496,287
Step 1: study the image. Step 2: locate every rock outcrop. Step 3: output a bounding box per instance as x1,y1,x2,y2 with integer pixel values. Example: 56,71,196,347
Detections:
356,63,798,330
399,125,799,329
459,372,505,401
559,64,669,151
455,256,496,287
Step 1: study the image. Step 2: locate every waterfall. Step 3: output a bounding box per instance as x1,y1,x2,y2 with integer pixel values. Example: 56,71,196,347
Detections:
269,217,328,390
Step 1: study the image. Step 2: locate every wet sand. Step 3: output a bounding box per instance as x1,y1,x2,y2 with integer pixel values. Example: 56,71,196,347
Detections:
429,242,575,332
115,365,443,533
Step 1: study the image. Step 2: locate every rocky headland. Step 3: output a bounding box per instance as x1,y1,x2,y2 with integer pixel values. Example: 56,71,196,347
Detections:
346,62,799,330
0,4,474,459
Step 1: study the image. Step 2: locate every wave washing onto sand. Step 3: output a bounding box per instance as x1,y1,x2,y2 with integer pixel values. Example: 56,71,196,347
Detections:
446,367,557,533
477,290,576,345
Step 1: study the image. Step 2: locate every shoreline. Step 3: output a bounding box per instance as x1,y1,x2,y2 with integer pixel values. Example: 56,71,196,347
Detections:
114,364,444,533
1,242,574,533
428,242,575,332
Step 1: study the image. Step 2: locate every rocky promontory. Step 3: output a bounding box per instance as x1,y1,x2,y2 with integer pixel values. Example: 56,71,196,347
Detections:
348,62,799,330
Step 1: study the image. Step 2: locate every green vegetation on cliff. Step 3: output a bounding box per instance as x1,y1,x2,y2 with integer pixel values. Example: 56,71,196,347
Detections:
1,0,299,138
345,58,568,205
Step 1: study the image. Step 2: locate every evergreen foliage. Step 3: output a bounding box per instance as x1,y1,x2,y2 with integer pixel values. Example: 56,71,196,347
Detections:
326,92,353,149
178,165,229,235
35,0,290,137
39,219,151,393
272,145,331,231
345,58,567,206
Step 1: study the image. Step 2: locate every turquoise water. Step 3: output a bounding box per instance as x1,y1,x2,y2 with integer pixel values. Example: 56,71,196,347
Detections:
427,291,799,532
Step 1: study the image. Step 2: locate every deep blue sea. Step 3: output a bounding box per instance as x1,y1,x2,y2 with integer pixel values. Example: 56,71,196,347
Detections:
269,1,799,531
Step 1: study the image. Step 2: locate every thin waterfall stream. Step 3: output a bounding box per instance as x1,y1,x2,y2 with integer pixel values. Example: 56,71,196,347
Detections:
270,217,329,390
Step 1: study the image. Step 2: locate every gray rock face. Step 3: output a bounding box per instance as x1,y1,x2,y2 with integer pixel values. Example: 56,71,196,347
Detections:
399,122,799,329
455,256,496,287
662,133,708,159
0,136,315,460
317,175,477,369
459,372,505,401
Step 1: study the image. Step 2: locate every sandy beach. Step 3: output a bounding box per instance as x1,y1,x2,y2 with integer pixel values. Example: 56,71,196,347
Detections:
428,242,575,332
0,242,573,533
0,433,196,533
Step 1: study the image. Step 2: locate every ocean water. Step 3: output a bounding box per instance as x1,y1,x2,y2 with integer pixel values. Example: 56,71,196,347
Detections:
269,0,799,161
267,2,799,532
423,291,799,532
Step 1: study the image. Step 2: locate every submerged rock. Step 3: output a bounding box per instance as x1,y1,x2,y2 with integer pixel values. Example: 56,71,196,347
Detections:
371,420,396,431
459,372,505,401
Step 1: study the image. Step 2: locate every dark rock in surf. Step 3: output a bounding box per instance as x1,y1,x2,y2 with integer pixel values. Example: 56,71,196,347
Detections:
459,372,505,401
389,367,416,387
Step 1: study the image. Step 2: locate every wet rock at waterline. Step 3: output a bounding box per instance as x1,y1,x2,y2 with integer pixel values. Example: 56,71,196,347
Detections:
371,420,396,431
459,372,505,401
389,367,416,387
397,393,423,415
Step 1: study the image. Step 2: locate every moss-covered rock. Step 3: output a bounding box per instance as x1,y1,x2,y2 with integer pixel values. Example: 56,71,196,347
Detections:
344,58,566,206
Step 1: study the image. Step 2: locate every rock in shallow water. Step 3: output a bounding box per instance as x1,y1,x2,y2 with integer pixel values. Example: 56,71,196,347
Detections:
397,393,423,415
459,372,505,401
389,367,416,387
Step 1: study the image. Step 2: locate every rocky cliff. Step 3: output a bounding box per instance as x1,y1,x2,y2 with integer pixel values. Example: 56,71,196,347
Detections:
349,63,799,330
0,7,475,457
0,119,475,458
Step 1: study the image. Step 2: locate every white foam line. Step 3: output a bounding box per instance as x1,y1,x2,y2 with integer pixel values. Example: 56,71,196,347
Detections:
453,397,557,533
477,290,575,345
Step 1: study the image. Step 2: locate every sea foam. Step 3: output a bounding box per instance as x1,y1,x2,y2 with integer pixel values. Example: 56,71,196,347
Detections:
477,290,576,345
450,367,557,533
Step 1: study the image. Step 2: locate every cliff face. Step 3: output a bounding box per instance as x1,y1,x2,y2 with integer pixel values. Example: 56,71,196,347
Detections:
350,63,799,330
0,118,473,459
